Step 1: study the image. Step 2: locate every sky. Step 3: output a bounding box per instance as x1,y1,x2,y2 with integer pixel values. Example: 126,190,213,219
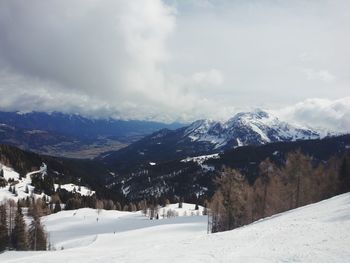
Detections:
0,0,349,131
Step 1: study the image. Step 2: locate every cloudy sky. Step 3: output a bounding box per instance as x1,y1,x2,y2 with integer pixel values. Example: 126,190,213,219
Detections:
0,0,349,131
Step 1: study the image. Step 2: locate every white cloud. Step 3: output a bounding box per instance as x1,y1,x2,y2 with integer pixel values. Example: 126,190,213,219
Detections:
301,68,336,82
192,69,224,86
0,0,349,124
274,97,350,133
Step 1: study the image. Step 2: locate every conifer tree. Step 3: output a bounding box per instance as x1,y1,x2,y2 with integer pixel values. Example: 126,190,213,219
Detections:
258,158,274,218
210,168,248,232
178,198,183,208
12,205,28,250
12,186,16,195
0,204,8,252
53,200,61,213
28,217,47,251
115,202,121,211
123,204,129,211
195,203,199,210
7,199,16,246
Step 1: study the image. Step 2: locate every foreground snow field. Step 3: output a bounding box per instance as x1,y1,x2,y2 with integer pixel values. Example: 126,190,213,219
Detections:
1,193,350,263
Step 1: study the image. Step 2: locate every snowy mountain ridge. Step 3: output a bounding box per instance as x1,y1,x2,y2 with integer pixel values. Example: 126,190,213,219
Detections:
101,109,340,175
183,109,321,149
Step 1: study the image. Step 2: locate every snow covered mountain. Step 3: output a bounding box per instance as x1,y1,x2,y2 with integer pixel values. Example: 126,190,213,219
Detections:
183,109,320,149
102,109,322,167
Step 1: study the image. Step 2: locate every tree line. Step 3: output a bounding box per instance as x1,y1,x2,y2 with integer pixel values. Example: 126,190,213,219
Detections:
209,151,350,233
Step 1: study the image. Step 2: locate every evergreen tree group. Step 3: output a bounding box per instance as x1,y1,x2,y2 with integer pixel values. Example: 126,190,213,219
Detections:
11,204,28,250
0,204,8,251
0,200,49,252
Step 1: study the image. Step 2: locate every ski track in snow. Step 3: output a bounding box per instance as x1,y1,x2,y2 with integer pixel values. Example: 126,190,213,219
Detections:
1,193,350,262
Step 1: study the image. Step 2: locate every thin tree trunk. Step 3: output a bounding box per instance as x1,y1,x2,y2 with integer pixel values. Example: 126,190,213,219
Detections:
263,183,267,218
296,174,300,208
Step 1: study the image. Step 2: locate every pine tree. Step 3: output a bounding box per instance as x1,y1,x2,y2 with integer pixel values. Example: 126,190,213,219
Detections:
0,204,8,252
53,200,61,213
195,203,199,210
258,158,273,218
12,205,28,250
178,198,183,208
164,199,170,206
7,199,16,247
210,168,248,232
115,202,121,211
28,217,47,251
0,177,6,187
123,204,129,211
12,186,16,195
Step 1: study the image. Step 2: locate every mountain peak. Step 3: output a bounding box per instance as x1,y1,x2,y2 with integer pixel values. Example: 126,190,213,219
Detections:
182,110,320,149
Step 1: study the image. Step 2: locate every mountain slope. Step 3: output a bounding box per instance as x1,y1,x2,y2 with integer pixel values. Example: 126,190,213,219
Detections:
106,134,350,200
102,110,321,168
1,193,349,262
185,110,320,148
1,134,348,202
0,144,121,201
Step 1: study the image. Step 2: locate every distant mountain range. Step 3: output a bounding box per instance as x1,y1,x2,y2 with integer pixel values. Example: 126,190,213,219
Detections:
0,109,337,163
0,111,183,158
102,110,324,169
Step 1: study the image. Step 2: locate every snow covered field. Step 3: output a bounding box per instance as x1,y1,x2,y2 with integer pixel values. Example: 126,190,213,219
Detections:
1,193,350,263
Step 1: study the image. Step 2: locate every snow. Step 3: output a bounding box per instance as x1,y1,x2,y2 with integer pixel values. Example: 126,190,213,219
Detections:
54,183,95,196
181,153,220,164
183,110,321,149
159,202,204,217
249,123,271,142
0,163,48,202
1,193,350,262
181,154,219,171
0,163,94,202
1,164,20,181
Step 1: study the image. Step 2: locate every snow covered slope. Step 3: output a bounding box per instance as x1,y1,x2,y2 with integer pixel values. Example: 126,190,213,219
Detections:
1,193,350,262
0,163,95,202
53,183,95,196
0,163,48,202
